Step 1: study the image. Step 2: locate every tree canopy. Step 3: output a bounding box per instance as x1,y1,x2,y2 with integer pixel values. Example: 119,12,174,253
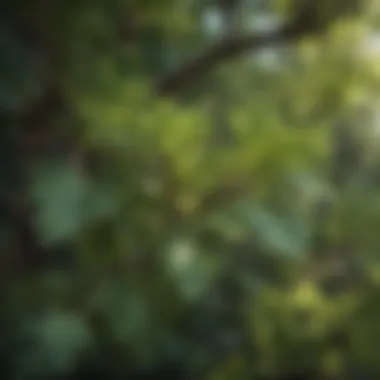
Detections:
1,1,380,379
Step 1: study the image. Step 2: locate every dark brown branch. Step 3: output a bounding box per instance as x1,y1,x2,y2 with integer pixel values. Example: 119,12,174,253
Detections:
156,22,321,96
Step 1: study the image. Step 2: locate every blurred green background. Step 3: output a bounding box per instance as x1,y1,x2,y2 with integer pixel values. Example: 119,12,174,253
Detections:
1,1,380,379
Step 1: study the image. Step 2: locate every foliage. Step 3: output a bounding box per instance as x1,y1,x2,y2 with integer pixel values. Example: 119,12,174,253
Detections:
1,1,380,379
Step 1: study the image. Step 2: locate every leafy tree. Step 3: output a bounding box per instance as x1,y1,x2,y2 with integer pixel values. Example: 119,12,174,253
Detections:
1,1,380,379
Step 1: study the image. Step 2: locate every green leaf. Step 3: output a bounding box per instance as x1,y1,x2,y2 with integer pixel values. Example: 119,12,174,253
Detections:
165,237,219,302
91,280,150,344
17,311,93,378
30,159,90,247
236,202,311,259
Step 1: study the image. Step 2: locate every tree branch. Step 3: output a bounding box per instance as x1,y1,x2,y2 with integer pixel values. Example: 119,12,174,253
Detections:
156,22,321,96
